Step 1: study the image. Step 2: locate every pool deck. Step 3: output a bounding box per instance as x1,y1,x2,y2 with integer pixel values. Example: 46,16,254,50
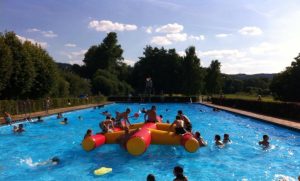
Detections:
0,102,112,125
200,101,300,131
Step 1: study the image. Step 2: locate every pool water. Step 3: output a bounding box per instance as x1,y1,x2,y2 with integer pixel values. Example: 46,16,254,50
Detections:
0,103,299,181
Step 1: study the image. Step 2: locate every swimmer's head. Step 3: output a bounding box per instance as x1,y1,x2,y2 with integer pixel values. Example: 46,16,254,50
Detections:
126,108,131,113
51,157,60,164
173,166,184,176
215,135,221,141
195,131,200,138
87,129,92,134
263,135,269,141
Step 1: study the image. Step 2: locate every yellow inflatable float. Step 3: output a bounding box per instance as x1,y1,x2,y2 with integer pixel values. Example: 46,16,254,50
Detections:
82,122,199,156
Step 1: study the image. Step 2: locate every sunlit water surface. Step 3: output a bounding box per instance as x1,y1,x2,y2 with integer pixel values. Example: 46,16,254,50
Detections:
0,103,299,181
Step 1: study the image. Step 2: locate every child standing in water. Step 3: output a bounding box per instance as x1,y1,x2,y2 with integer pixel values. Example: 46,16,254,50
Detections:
223,134,231,144
259,135,270,148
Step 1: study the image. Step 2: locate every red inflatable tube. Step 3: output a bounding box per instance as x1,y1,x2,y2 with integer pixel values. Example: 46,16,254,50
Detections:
82,134,106,151
180,132,194,146
113,127,122,132
126,123,157,155
180,132,199,153
93,134,106,147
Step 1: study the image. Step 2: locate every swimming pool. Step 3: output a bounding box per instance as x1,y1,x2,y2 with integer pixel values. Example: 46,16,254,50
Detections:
0,103,299,180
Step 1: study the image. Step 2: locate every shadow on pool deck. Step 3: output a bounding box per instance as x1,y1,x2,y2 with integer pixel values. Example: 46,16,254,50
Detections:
200,101,300,131
0,102,113,126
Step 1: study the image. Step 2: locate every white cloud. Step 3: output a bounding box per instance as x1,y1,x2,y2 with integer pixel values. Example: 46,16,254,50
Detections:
145,26,153,34
123,59,136,66
27,28,58,38
64,43,77,47
155,23,184,33
41,30,57,38
188,35,205,41
177,51,186,57
150,33,187,45
215,33,232,38
166,33,187,42
61,49,87,65
238,26,263,36
16,35,48,48
150,36,172,45
69,60,83,65
249,42,277,55
199,49,246,59
27,28,40,32
88,20,137,32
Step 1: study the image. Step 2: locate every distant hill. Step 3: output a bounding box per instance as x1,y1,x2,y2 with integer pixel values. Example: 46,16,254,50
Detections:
227,73,275,80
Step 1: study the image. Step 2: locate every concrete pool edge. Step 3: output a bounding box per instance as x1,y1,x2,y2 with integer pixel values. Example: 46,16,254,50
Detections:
0,102,114,126
199,101,300,132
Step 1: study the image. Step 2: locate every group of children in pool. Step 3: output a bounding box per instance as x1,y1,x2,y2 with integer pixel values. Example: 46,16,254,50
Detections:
83,105,271,149
147,166,188,181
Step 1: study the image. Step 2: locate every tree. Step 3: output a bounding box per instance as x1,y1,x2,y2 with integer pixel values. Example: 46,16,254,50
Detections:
62,71,91,96
0,35,13,94
23,41,60,98
130,46,182,94
270,53,300,101
205,60,222,94
92,69,133,96
180,46,205,95
1,32,35,99
0,31,68,99
83,32,123,78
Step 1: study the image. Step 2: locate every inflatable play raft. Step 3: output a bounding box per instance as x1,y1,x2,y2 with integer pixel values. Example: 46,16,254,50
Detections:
82,123,199,156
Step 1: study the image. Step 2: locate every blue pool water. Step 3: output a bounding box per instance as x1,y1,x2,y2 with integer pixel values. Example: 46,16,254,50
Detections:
0,103,299,181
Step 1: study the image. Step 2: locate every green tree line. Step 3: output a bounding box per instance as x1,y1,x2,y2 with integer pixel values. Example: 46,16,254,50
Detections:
0,31,90,99
0,31,299,102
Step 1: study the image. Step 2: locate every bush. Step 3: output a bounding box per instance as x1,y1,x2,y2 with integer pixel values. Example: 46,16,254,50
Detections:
0,96,106,115
211,97,300,121
108,95,200,102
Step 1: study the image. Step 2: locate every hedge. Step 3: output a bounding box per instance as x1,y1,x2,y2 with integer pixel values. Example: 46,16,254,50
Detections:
0,96,106,115
108,95,200,102
211,97,300,121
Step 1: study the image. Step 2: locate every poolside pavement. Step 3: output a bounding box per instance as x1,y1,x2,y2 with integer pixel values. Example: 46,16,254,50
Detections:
0,102,112,125
201,101,300,131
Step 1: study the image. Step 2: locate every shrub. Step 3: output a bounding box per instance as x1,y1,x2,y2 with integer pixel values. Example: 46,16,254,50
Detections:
211,97,300,121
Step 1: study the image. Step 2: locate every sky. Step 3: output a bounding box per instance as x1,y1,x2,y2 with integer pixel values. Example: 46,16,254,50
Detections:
1,0,300,74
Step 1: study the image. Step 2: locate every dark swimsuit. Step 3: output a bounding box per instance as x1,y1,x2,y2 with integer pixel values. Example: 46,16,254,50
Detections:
175,127,186,135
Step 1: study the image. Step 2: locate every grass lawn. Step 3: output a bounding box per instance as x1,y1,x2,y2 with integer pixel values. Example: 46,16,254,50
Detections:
222,94,278,102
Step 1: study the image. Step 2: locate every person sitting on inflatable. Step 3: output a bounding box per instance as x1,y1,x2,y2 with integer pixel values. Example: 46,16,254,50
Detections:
144,105,157,123
100,116,115,133
115,108,131,128
116,126,141,149
177,110,192,132
169,116,186,135
83,129,92,140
